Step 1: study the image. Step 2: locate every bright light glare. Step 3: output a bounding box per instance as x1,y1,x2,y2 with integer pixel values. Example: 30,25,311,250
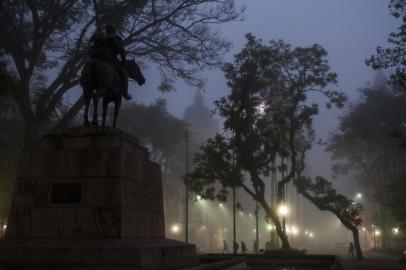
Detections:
309,232,314,238
356,193,362,199
375,230,381,236
362,227,366,231
291,226,299,235
278,205,289,216
2,224,6,231
171,224,180,234
219,203,223,208
266,224,273,231
393,227,399,234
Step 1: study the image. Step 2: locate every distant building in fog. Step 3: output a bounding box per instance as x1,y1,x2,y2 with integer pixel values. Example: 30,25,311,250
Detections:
183,90,220,146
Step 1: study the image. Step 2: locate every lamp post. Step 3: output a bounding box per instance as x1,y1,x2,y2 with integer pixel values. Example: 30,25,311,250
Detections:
255,203,259,253
372,225,376,249
185,129,190,243
362,227,367,251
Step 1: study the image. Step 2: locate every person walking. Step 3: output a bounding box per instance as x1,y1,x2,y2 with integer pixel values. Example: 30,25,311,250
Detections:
241,241,248,254
348,242,355,258
223,240,229,253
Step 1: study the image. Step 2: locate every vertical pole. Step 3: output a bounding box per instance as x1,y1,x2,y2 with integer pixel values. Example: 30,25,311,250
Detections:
233,187,236,254
185,129,189,243
271,158,277,249
232,131,237,254
255,203,259,253
281,157,286,234
364,229,367,251
373,226,376,249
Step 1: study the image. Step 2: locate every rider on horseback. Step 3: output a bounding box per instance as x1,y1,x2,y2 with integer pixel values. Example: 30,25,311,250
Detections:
88,24,131,100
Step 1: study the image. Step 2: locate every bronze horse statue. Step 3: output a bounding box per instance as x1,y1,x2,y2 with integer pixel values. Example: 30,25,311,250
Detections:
80,58,145,127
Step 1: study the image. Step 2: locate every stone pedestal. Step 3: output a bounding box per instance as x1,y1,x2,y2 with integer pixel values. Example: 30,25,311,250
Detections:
0,127,197,269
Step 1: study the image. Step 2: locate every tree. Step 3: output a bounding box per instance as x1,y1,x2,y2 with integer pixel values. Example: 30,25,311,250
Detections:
295,175,364,259
0,58,23,226
117,99,186,173
366,0,406,89
0,0,243,147
327,78,406,248
187,34,345,249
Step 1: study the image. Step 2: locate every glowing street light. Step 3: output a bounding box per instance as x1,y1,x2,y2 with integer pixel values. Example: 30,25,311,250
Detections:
219,203,224,208
171,224,180,234
393,227,400,235
291,226,299,235
266,224,273,231
278,205,289,217
356,193,362,199
375,230,381,236
308,232,314,238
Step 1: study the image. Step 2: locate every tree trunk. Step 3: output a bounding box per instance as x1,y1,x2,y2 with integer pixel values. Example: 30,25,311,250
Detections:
351,227,364,260
258,198,290,249
23,120,41,149
275,221,290,249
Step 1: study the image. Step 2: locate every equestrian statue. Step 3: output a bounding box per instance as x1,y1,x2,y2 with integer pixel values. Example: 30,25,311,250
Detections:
80,24,145,127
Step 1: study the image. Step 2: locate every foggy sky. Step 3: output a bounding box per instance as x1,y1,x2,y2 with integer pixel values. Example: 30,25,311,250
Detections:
135,0,398,191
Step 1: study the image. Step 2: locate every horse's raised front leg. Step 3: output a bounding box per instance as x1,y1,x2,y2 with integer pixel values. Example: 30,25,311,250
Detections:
102,98,108,128
83,94,91,126
92,95,99,126
112,97,122,128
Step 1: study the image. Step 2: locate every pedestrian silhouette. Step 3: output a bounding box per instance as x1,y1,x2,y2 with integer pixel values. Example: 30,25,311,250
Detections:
348,242,355,258
233,241,239,254
241,241,248,254
253,239,259,253
223,240,229,253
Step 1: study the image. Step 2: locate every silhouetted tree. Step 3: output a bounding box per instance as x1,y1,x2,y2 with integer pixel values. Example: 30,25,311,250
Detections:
366,0,406,90
327,77,406,248
117,99,186,167
0,0,243,147
295,174,364,259
187,34,345,249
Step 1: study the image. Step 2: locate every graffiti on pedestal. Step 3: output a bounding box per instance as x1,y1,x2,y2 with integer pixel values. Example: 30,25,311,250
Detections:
92,208,120,237
18,180,50,205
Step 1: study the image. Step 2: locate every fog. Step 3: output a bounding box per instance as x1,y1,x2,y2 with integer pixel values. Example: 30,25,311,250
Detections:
130,0,397,253
1,0,401,257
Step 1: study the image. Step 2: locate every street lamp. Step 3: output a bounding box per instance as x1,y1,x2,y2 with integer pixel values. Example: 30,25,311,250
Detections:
171,224,180,234
356,193,362,199
372,225,377,249
278,205,289,216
